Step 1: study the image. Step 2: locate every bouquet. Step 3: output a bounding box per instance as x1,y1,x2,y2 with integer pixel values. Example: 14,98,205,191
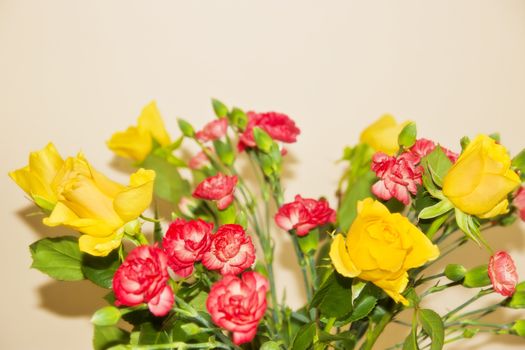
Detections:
10,100,525,350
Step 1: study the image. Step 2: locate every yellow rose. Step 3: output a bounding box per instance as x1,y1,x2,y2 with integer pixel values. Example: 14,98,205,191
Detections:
359,115,410,156
107,101,171,162
43,154,155,256
442,135,520,219
329,198,439,304
9,143,64,211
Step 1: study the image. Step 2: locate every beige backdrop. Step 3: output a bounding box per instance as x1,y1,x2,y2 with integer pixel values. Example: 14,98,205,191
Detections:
1,1,525,349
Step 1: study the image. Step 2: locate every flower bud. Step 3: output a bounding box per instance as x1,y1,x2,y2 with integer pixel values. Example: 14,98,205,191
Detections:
512,320,525,337
91,306,121,326
444,264,467,282
488,251,518,297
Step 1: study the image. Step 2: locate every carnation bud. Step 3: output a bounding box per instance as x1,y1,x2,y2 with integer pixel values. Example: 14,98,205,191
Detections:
463,265,491,288
507,291,525,309
212,98,228,118
488,251,519,297
445,264,467,282
253,127,274,153
178,119,195,138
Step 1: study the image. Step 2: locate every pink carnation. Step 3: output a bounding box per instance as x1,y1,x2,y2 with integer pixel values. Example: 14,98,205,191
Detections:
189,149,211,170
207,272,268,345
238,111,300,151
195,118,228,143
112,245,174,317
202,224,256,275
162,219,213,277
275,195,336,236
371,152,423,205
409,138,459,164
513,187,525,221
488,251,518,297
193,173,238,210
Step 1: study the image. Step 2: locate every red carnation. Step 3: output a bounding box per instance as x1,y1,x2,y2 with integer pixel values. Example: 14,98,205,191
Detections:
206,271,268,345
488,251,519,297
238,111,300,151
112,245,174,317
371,152,423,205
409,138,459,164
196,118,228,143
162,219,213,277
275,195,336,236
202,224,256,275
193,173,238,210
514,187,525,222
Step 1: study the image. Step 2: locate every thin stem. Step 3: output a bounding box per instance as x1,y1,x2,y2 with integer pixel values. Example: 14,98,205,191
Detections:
443,288,493,321
361,311,394,350
291,234,312,302
416,272,445,285
126,341,230,350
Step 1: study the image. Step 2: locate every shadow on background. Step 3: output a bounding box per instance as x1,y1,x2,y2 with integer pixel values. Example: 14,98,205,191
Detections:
38,280,107,317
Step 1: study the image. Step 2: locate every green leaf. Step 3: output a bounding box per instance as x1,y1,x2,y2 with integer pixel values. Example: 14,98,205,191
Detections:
82,250,120,289
311,272,353,318
318,330,356,348
297,229,319,255
213,139,234,165
423,147,452,188
418,309,444,350
337,170,375,232
463,265,491,288
418,199,453,220
211,98,228,118
188,291,208,313
402,325,419,350
347,295,377,322
91,306,121,326
142,153,191,206
260,341,282,350
138,322,171,345
508,291,525,309
398,122,417,148
30,236,84,281
512,320,525,337
292,322,316,350
93,325,129,350
177,118,195,137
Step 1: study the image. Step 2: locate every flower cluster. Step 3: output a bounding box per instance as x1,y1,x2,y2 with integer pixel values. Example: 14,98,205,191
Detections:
275,195,336,236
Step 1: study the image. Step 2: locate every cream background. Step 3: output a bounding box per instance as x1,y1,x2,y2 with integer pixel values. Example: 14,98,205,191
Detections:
1,0,525,349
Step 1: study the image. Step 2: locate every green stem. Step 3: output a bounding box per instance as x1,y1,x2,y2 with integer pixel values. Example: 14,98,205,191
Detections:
324,317,336,332
443,288,492,320
427,213,451,240
416,272,445,286
361,311,393,350
291,234,312,302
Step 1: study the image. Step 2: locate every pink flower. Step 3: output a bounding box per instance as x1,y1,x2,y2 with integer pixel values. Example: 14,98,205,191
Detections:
189,150,210,170
409,138,459,164
162,219,213,277
371,152,423,205
202,224,256,275
275,195,336,236
206,271,268,345
193,173,238,210
112,245,174,317
238,111,300,151
513,187,525,221
488,251,518,297
195,118,228,142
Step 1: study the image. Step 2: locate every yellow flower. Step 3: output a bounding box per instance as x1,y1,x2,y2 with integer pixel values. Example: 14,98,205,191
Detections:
442,135,520,219
43,154,155,256
107,101,171,162
329,198,439,304
9,143,64,211
359,115,410,156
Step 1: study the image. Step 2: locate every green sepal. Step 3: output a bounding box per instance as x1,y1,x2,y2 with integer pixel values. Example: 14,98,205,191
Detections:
418,198,453,220
253,127,274,153
32,195,55,213
213,139,234,166
421,147,452,188
454,209,488,247
297,229,319,255
463,265,491,288
512,148,525,175
228,107,248,130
